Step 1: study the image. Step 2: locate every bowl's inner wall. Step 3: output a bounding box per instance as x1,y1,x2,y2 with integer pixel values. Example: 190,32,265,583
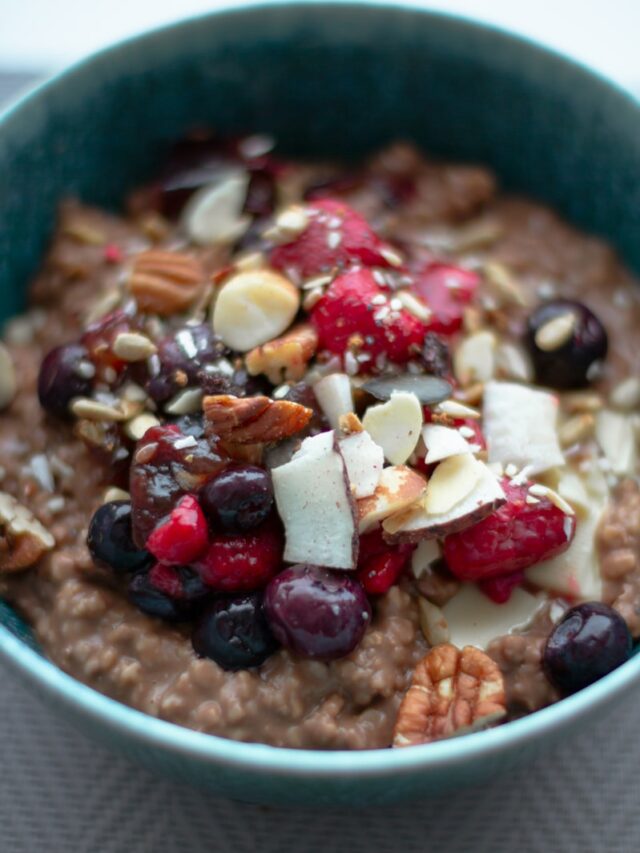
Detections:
1,3,639,322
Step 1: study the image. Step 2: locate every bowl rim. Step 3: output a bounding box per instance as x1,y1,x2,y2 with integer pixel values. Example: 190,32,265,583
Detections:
1,0,639,778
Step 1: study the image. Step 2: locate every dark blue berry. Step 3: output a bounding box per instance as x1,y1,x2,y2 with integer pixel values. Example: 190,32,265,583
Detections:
87,501,152,574
263,565,371,661
199,465,274,532
543,602,632,695
526,299,608,389
128,571,190,622
37,343,93,418
191,592,277,670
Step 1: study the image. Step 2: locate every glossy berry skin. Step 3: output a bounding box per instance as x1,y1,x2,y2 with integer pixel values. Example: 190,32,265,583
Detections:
356,550,411,596
526,299,608,389
146,494,209,565
311,267,428,368
199,464,274,532
443,480,576,582
191,592,278,670
270,198,395,281
148,563,210,605
196,517,283,592
37,343,93,418
128,567,205,622
543,602,632,695
263,564,372,661
411,262,479,336
419,332,452,378
81,310,133,381
478,571,525,604
146,324,229,404
87,501,153,574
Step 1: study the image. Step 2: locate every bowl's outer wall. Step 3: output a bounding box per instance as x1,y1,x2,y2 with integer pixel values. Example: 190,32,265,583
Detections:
1,2,640,805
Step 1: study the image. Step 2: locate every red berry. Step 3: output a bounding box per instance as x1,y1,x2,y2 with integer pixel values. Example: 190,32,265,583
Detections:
270,198,395,280
146,494,209,565
411,262,479,336
310,267,427,368
443,480,576,582
357,529,389,567
478,571,525,604
148,563,184,598
196,518,284,592
357,550,411,596
103,243,123,264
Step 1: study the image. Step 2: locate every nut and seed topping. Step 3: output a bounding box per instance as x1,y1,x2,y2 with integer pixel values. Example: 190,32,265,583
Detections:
124,413,161,441
245,323,318,384
393,644,506,747
112,332,157,362
203,394,313,444
534,311,577,351
128,250,204,315
0,492,55,572
558,413,595,447
70,398,127,422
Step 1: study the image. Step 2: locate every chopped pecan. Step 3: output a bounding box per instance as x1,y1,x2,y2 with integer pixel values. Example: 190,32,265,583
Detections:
203,394,312,444
128,250,204,315
245,323,318,384
393,644,506,747
0,492,55,572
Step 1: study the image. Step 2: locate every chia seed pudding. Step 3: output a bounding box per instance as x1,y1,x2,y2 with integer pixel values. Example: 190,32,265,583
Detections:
1,135,639,749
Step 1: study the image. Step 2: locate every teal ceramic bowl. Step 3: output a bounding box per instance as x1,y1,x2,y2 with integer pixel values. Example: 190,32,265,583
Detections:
1,2,640,807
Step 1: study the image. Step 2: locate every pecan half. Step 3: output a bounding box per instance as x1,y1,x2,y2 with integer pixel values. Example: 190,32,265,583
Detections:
0,492,55,572
245,323,318,384
128,250,204,315
393,644,506,747
203,394,312,444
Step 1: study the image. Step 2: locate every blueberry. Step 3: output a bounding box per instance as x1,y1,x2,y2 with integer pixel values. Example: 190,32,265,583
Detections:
199,465,274,532
543,602,632,695
37,343,93,418
87,501,153,574
191,591,278,670
263,564,372,661
526,299,608,389
128,569,197,622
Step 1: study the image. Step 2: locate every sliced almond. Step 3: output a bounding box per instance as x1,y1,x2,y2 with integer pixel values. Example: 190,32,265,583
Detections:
610,376,640,411
339,430,384,499
424,453,482,515
453,330,497,386
422,423,475,465
212,270,300,351
595,409,637,476
558,413,595,447
418,597,450,646
357,466,427,534
313,373,354,430
182,170,251,246
495,341,534,383
362,391,423,465
411,539,442,580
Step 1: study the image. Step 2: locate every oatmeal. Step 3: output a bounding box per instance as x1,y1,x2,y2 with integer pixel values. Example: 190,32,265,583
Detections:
0,135,638,749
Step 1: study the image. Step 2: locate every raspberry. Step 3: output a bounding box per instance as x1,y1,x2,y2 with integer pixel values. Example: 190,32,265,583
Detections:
146,494,209,565
196,517,284,592
411,262,479,336
310,267,427,368
443,480,576,582
270,198,395,280
478,571,525,604
356,529,414,595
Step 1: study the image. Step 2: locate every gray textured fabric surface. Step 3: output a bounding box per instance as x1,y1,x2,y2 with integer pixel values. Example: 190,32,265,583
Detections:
1,73,639,852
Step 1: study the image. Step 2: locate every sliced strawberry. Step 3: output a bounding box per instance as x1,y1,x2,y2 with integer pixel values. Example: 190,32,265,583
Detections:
478,571,525,604
146,494,209,565
310,267,427,368
270,198,396,280
443,480,576,581
411,262,480,336
196,517,284,592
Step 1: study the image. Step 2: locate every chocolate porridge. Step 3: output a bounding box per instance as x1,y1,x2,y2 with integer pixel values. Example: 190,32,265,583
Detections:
0,136,639,749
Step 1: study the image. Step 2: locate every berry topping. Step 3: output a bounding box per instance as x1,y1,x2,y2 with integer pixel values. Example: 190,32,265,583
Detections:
270,198,396,280
81,309,134,381
87,501,153,574
195,517,283,592
543,602,632,695
146,494,209,565
148,562,210,605
145,324,230,405
310,267,428,368
37,343,94,418
191,591,278,670
526,299,608,389
356,548,413,596
128,566,205,622
419,331,452,378
410,262,479,336
478,570,525,604
443,480,576,582
199,464,274,532
129,424,224,547
263,564,371,660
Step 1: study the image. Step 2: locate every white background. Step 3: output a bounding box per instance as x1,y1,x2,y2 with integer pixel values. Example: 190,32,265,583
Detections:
1,0,639,94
